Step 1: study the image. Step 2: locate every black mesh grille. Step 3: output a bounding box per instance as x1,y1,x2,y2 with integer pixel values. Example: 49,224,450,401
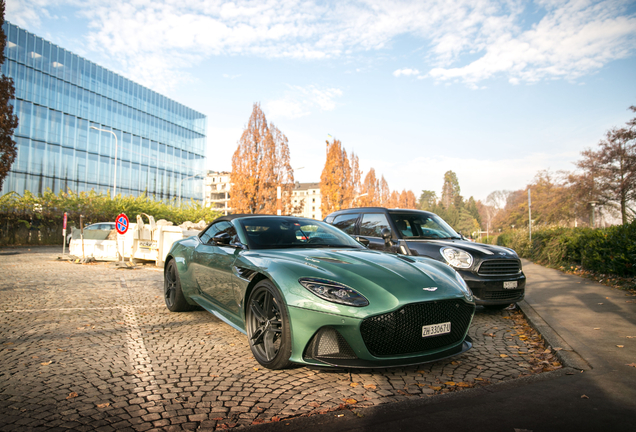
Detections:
305,327,357,360
478,259,521,275
360,300,475,357
482,289,524,300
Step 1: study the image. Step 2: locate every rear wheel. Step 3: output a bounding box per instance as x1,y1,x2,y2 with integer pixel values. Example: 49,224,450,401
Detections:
246,280,292,369
164,260,195,312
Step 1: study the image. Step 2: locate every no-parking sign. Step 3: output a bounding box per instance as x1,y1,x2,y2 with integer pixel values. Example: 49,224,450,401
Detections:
116,213,129,235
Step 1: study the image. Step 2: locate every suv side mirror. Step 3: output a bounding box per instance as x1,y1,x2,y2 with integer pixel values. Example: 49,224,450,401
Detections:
381,228,393,247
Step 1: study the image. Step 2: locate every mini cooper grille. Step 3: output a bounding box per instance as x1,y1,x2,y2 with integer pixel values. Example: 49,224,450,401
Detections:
478,260,521,275
481,289,524,301
360,300,475,357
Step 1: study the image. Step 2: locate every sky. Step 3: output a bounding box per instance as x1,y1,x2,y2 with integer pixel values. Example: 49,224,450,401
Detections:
6,0,636,202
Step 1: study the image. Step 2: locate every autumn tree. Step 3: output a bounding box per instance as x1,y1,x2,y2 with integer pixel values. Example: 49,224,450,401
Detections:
397,189,417,209
359,168,379,206
388,190,399,208
575,106,636,224
0,1,19,191
230,103,294,214
320,138,354,214
379,176,390,206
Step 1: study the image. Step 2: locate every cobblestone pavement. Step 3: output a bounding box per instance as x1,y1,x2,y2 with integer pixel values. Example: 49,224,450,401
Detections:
0,247,560,431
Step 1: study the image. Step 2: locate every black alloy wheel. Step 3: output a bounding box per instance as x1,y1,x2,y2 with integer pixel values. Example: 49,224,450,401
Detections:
246,280,292,369
164,260,195,312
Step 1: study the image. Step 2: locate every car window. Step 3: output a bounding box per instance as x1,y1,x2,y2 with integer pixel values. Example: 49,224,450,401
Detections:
389,212,460,239
239,217,363,249
359,213,390,237
332,213,359,235
200,221,232,244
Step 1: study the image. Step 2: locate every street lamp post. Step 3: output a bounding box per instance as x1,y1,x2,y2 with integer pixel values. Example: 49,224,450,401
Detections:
179,174,202,207
351,193,368,207
90,126,118,198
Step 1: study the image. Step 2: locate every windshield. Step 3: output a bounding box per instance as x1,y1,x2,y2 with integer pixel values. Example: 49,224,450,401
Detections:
389,212,461,240
239,217,364,250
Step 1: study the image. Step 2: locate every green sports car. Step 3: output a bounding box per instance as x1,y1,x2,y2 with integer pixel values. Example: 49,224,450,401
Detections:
164,215,476,369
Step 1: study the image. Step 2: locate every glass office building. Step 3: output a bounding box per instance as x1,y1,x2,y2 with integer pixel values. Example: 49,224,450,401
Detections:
0,22,207,202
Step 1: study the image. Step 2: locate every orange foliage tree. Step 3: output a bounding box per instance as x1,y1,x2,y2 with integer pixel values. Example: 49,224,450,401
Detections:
321,138,364,214
230,103,294,214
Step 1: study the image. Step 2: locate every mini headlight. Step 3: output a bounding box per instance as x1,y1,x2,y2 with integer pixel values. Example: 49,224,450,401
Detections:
454,270,473,300
299,278,369,307
441,247,473,269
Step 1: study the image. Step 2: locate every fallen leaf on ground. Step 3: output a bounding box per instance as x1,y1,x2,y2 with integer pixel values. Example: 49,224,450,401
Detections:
626,363,636,368
444,381,456,386
593,328,600,330
474,378,484,381
416,370,427,374
457,382,472,387
483,333,495,337
598,303,604,305
500,354,509,358
581,395,589,399
344,398,357,404
430,386,442,391
66,392,78,399
212,417,224,421
617,345,624,348
626,336,635,339
554,347,563,351
349,382,358,387
40,361,52,366
363,384,376,390
96,402,110,408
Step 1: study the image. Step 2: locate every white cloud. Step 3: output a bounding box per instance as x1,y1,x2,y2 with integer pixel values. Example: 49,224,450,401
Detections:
393,68,421,77
266,85,343,119
6,0,636,90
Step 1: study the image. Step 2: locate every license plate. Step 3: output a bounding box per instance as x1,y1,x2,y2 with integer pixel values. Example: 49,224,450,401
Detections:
422,322,451,338
503,281,518,289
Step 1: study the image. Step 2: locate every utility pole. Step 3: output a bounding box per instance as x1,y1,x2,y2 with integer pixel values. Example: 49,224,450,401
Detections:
528,188,532,242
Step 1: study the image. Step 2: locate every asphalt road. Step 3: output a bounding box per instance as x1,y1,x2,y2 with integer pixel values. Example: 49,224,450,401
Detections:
246,259,636,432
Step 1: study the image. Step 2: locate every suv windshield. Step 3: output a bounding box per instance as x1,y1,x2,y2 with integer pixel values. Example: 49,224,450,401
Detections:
389,212,461,240
239,217,364,250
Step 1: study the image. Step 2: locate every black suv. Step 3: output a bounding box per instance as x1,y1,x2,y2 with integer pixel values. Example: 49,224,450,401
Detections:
324,207,525,309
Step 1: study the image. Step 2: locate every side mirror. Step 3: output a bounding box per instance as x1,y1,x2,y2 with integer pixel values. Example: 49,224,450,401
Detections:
212,232,232,246
381,228,393,248
355,236,370,247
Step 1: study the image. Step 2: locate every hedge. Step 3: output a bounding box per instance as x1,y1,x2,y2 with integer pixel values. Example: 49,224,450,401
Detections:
495,222,636,277
0,190,223,246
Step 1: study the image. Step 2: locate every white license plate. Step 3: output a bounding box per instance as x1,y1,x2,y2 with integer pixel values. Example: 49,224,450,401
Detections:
422,322,451,338
139,241,155,249
503,281,518,289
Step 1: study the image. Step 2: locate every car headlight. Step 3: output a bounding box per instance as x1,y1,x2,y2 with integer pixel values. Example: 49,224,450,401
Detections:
441,247,473,269
454,271,473,300
299,278,369,307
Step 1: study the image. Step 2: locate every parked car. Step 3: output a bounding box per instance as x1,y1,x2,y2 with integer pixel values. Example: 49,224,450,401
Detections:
324,207,526,309
67,222,117,245
164,215,475,370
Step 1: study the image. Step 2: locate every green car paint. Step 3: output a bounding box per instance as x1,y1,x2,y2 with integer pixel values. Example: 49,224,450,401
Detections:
165,215,475,369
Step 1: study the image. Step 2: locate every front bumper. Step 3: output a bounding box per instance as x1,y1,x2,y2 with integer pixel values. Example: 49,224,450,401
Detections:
459,271,526,305
287,300,474,368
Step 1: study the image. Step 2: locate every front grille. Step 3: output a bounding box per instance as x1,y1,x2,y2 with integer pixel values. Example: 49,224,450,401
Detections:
478,259,521,275
305,327,357,360
360,300,475,357
482,289,524,301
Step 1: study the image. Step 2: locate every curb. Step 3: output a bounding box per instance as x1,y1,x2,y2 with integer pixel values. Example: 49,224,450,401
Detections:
517,299,591,371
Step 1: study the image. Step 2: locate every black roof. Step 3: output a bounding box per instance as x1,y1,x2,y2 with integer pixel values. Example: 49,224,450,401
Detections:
328,207,433,215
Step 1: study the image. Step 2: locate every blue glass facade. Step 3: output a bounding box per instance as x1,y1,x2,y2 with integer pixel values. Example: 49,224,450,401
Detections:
0,22,207,202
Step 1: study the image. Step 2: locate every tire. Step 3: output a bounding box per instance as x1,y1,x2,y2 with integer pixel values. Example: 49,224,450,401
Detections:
246,280,293,370
164,260,195,312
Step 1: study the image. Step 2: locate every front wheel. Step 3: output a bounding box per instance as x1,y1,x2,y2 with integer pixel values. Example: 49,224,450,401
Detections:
164,260,195,312
246,280,292,369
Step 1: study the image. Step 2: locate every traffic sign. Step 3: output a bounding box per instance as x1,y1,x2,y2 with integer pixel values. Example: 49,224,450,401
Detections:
116,213,129,235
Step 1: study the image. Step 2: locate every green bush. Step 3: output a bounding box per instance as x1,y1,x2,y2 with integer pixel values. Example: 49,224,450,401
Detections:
496,222,636,277
0,189,223,246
